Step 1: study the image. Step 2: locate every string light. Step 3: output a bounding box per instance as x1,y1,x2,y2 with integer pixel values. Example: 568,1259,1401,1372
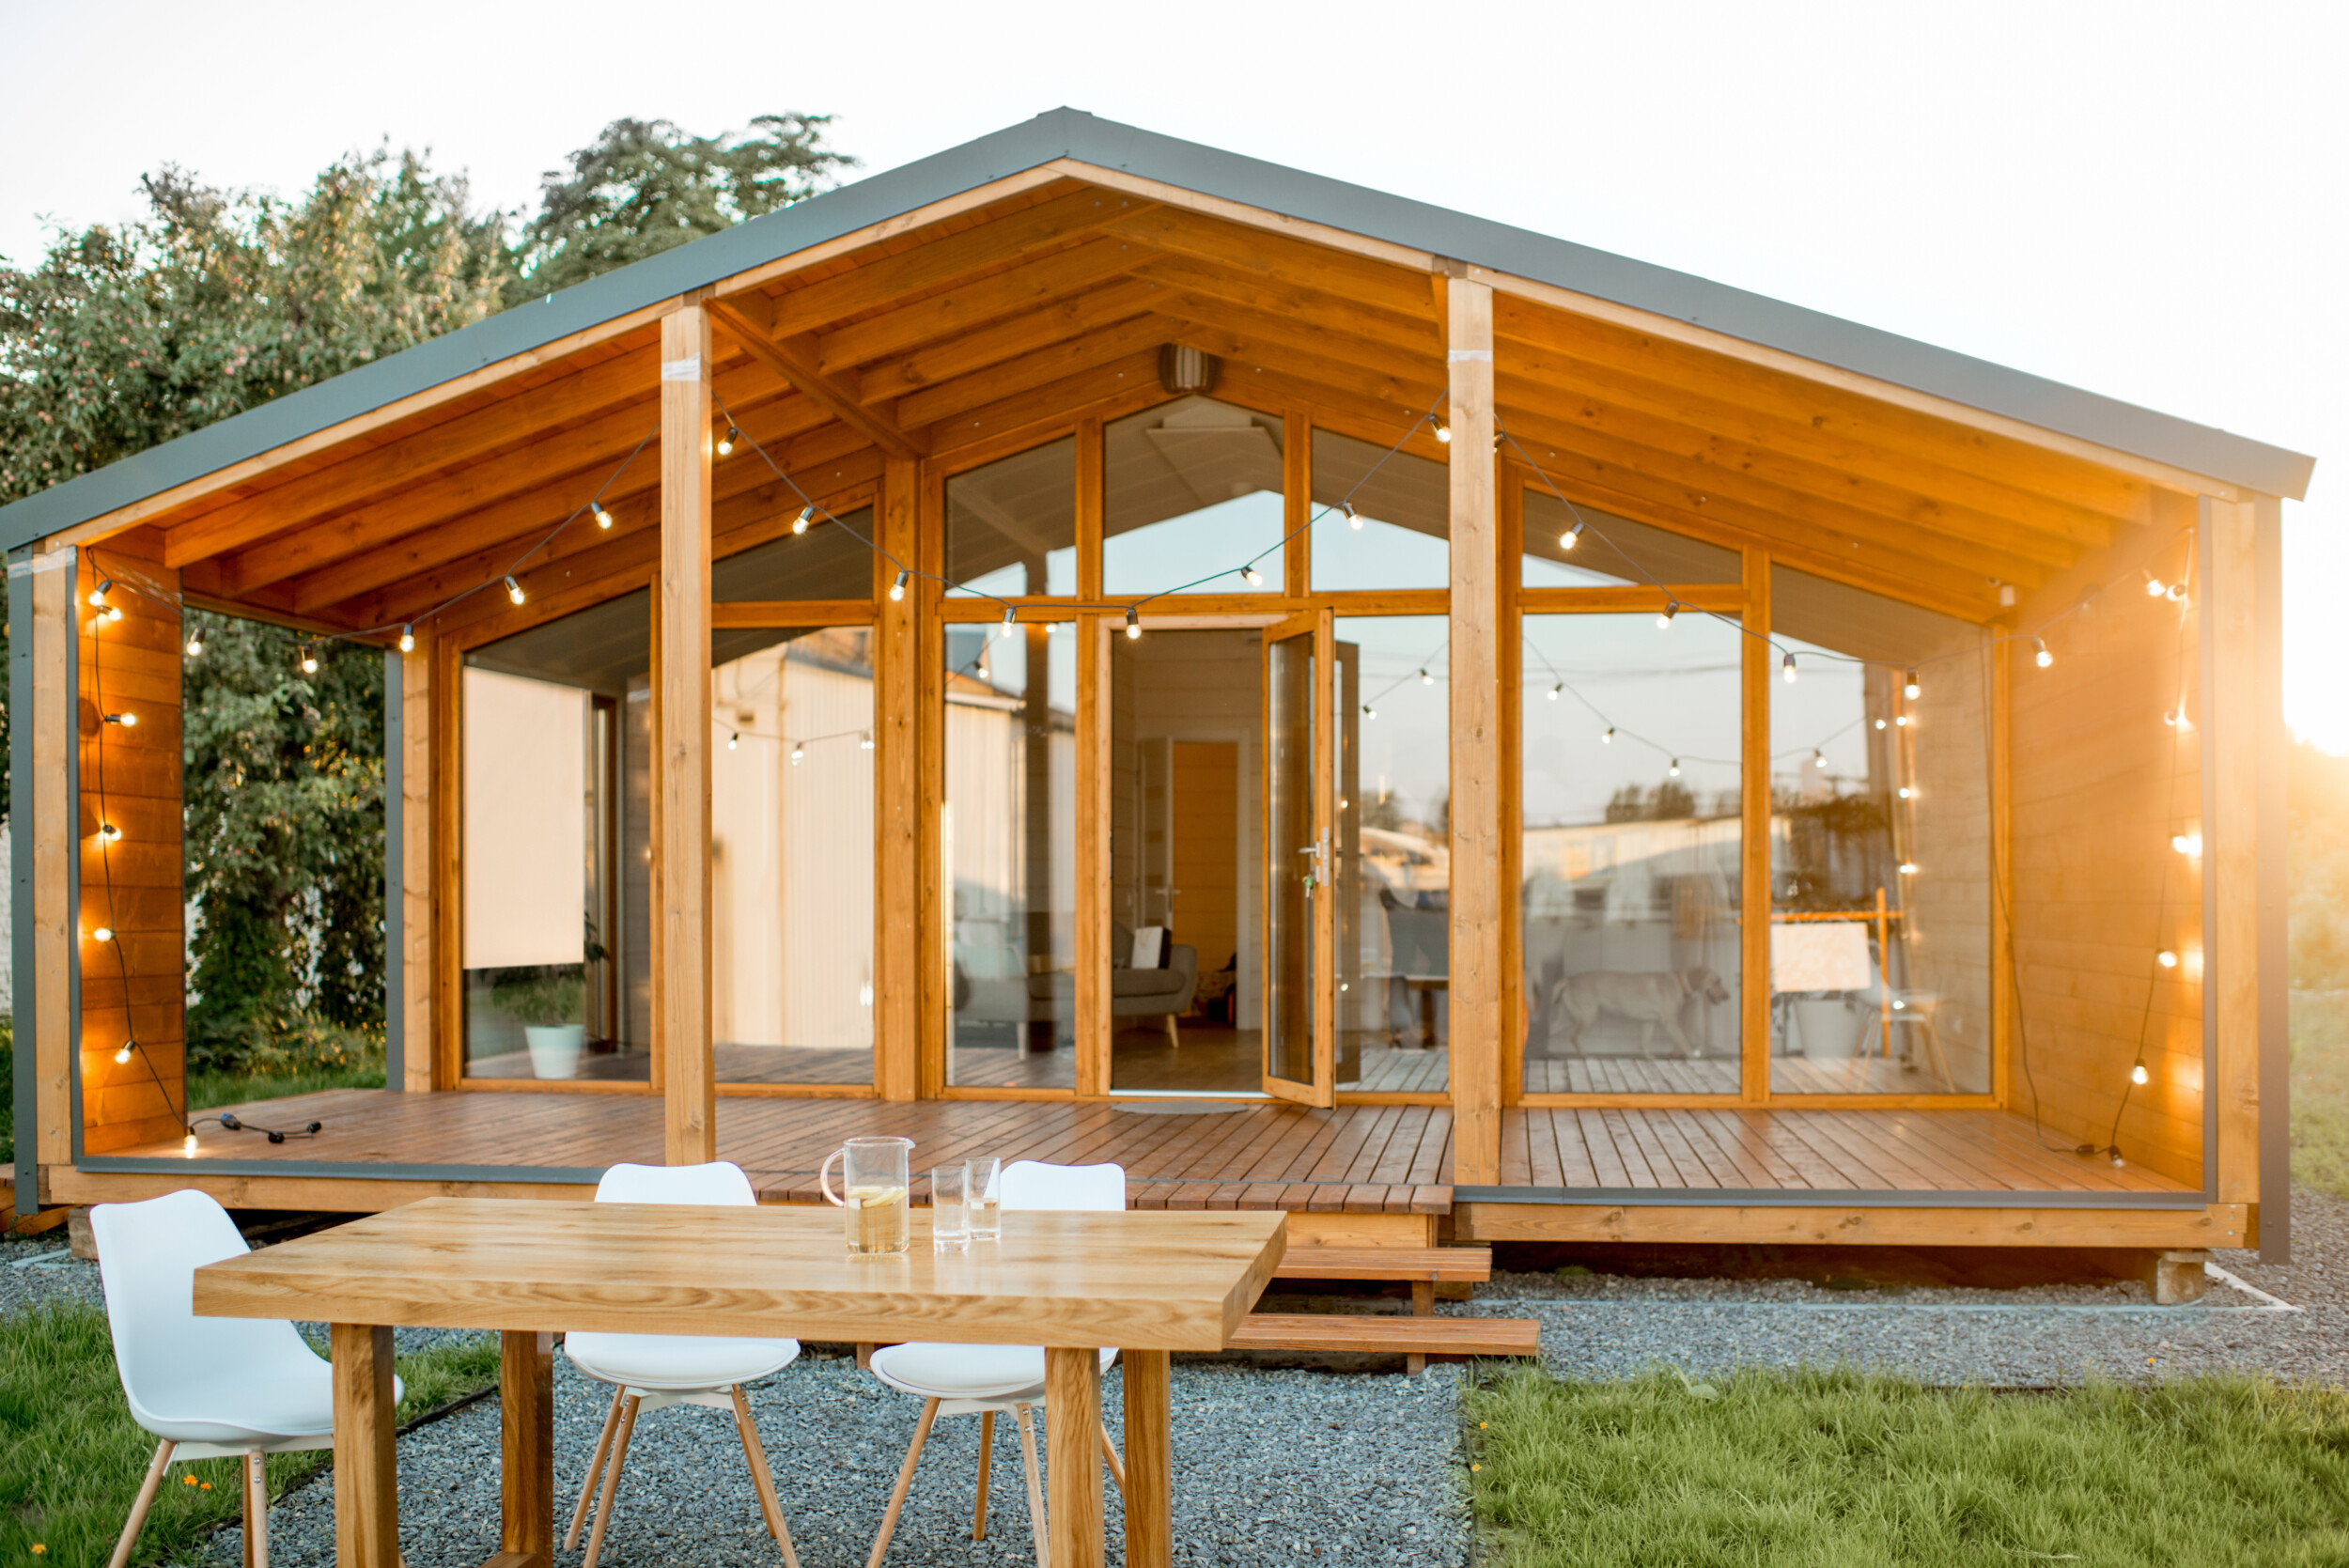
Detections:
717,427,739,458
1547,683,1562,701
2166,582,2186,604
1904,670,1921,700
1781,651,1797,683
789,741,806,765
793,506,812,536
1657,600,1679,629
1001,605,1018,633
1601,726,1615,744
1361,704,1377,720
1667,758,1682,777
1894,714,1910,727
890,570,908,602
1559,520,1584,551
1898,861,1919,875
2163,707,2180,727
102,711,136,728
727,732,739,751
114,1040,134,1066
1344,502,1363,531
2145,577,2167,598
1125,607,1142,640
92,925,114,943
88,579,112,609
860,731,876,750
185,629,204,658
594,504,614,530
1812,750,1828,768
106,604,123,623
398,625,415,654
1240,566,1263,586
1897,785,1913,800
299,644,319,675
2171,831,2201,856
1419,668,1434,686
2130,1062,2151,1086
1874,718,1887,731
2033,637,2052,668
99,822,122,843
2156,949,2179,969
1433,422,1451,443
505,575,526,605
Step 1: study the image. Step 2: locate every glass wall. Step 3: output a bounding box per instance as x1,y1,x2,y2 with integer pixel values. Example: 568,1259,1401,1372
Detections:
1333,615,1451,1092
947,438,1076,598
713,505,876,601
1107,628,1265,1093
1522,490,1740,589
1104,398,1285,595
1311,431,1448,591
709,627,875,1085
1769,567,1993,1094
943,620,1078,1088
1519,612,1745,1094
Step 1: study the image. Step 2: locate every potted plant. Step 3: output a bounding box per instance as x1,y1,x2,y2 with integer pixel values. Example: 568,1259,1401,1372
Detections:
494,968,587,1079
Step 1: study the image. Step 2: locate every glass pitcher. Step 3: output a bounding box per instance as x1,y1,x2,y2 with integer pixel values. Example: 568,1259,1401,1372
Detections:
820,1136,913,1254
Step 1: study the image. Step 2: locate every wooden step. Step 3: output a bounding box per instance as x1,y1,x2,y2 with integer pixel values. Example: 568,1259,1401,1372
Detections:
1271,1245,1492,1284
1226,1312,1540,1358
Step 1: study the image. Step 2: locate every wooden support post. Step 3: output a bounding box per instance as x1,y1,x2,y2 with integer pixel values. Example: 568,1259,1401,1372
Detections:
877,455,921,1101
499,1329,554,1567
330,1324,399,1568
31,548,72,1172
399,640,433,1093
2204,495,2260,1219
1045,1346,1104,1568
1075,421,1109,1097
1445,276,1501,1187
1121,1345,1172,1568
657,304,716,1163
1742,548,1772,1102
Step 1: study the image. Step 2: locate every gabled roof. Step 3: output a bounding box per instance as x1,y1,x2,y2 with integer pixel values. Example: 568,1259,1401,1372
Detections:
0,106,2312,555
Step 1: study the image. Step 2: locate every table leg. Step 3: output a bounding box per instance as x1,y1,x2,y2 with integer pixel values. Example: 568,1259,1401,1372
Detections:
1045,1347,1103,1568
490,1329,554,1568
1121,1349,1171,1568
331,1324,399,1568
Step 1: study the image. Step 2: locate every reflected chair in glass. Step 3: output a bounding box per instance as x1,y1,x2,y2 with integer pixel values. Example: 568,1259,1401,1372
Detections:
863,1160,1129,1568
564,1161,803,1568
91,1188,404,1568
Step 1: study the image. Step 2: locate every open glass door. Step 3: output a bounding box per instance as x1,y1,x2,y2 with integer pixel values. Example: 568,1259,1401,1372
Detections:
1263,612,1333,1104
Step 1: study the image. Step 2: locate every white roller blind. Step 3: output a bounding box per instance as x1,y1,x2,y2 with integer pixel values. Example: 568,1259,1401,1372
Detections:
463,667,587,970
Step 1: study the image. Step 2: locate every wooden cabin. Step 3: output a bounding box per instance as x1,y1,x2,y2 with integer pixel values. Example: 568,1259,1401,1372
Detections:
4,110,2312,1264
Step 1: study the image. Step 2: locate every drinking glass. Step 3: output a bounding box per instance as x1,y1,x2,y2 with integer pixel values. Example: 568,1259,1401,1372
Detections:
968,1157,1003,1241
931,1164,971,1251
819,1136,913,1254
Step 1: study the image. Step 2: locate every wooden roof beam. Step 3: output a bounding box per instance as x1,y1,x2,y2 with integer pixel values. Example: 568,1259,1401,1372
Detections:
711,296,924,460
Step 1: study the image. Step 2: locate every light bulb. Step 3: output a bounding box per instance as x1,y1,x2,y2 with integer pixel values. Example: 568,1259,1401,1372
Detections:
717,426,739,457
1547,684,1562,702
1002,605,1018,632
1420,668,1434,686
1361,704,1377,720
1895,714,1910,728
1781,651,1797,683
890,570,908,602
1560,521,1584,551
1813,750,1827,768
1433,422,1451,443
1898,862,1919,875
727,732,739,751
398,626,415,654
1904,670,1921,700
88,580,111,608
1345,502,1363,531
789,742,805,765
101,823,122,843
2156,949,2179,969
2110,1152,2127,1169
185,631,204,657
2172,831,2201,856
2167,582,2186,604
2033,637,2052,668
1898,786,1913,800
114,1041,133,1065
2146,577,2167,598
92,925,114,943
1601,726,1615,744
506,575,526,605
1125,608,1142,640
182,1131,198,1156
860,731,875,750
106,605,123,622
1657,601,1679,629
2164,708,2179,727
300,644,319,674
103,711,135,727
2130,1062,2150,1086
1240,566,1263,586
594,504,614,530
1667,759,1681,777
1874,718,1887,731
793,506,812,536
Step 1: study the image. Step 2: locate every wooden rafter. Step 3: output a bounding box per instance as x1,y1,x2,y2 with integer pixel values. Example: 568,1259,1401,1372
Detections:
709,296,924,460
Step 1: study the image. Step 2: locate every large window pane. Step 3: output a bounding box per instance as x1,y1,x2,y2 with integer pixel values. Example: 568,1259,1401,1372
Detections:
463,591,650,1081
944,621,1078,1088
1520,613,1745,1094
710,627,875,1084
1104,398,1284,596
714,505,876,601
1522,489,1739,589
1769,568,1992,1094
1311,430,1448,592
947,439,1075,598
1334,615,1452,1091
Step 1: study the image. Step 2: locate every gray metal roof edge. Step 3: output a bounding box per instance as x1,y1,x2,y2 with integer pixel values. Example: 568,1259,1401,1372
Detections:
0,106,2313,556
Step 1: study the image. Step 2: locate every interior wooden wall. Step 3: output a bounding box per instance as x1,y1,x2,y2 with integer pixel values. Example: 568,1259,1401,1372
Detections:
75,544,188,1155
2009,506,2204,1183
1906,636,1998,1094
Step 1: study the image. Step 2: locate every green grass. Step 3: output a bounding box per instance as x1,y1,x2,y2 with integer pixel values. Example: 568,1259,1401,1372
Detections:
2291,988,2349,1199
0,1298,496,1568
1468,1367,2349,1568
187,1056,386,1113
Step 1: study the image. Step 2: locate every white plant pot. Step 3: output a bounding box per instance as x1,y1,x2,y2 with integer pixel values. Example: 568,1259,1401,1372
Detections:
1794,998,1864,1060
524,1023,585,1080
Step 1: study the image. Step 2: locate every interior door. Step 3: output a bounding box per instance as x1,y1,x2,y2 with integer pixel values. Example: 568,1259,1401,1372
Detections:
1263,612,1333,1105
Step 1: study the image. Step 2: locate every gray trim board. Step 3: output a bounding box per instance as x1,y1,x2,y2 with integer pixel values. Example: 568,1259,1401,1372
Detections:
1453,1186,2214,1210
383,649,403,1092
2256,493,2291,1262
2200,509,2222,1206
77,1155,602,1187
65,556,80,1165
0,110,2311,560
8,549,34,1215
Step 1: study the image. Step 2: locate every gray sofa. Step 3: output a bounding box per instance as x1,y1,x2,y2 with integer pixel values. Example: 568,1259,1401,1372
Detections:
1019,923,1200,1047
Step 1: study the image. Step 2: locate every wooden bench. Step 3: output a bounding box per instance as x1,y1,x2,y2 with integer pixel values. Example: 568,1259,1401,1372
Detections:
1254,1244,1534,1372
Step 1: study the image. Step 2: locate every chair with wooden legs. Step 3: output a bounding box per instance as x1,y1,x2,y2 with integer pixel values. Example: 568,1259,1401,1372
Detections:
91,1189,403,1568
563,1161,803,1568
863,1160,1129,1568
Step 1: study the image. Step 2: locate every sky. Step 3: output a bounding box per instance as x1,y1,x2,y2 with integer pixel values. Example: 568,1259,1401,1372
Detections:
1,0,2341,744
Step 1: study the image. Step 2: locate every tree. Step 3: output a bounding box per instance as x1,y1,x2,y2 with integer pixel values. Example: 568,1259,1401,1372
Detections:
518,115,852,294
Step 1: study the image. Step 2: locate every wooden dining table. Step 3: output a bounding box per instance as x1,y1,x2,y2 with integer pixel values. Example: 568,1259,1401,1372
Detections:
191,1197,1287,1568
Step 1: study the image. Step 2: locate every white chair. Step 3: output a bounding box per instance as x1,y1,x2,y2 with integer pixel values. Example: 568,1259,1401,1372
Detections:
91,1188,403,1568
565,1161,802,1568
863,1159,1128,1568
